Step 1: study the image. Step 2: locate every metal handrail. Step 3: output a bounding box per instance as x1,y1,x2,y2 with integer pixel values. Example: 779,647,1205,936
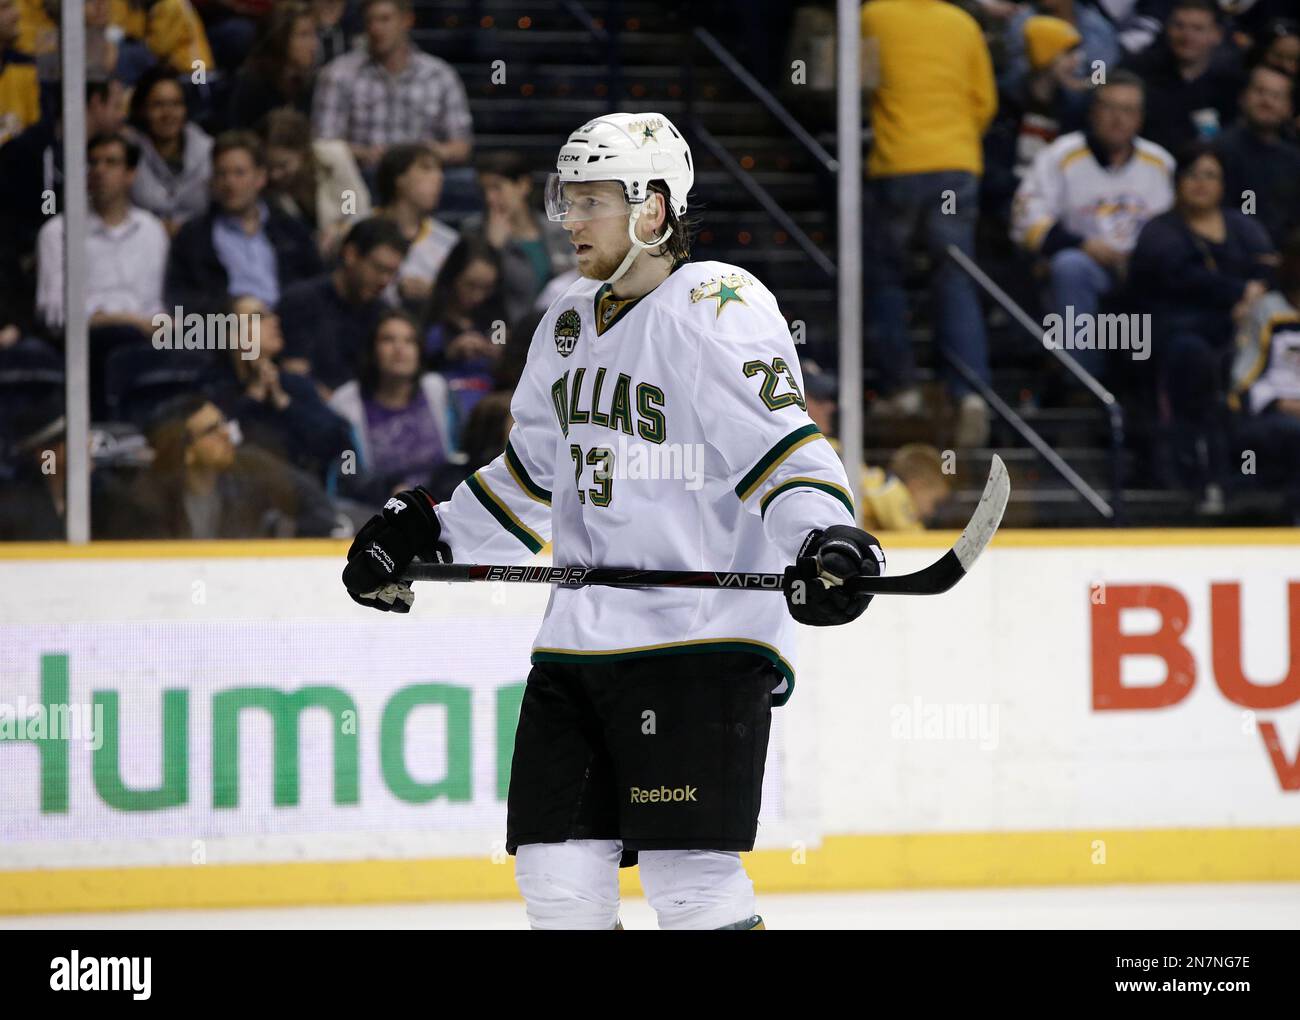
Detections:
691,28,839,175
944,353,1115,521
691,124,837,278
945,243,1126,523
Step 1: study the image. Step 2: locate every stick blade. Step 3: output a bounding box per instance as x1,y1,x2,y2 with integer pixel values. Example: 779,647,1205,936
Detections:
953,453,1010,573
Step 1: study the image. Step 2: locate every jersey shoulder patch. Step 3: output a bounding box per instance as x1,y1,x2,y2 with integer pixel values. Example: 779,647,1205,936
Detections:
667,260,784,339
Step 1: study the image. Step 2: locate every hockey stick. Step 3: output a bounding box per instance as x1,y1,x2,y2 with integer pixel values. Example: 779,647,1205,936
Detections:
402,454,1009,597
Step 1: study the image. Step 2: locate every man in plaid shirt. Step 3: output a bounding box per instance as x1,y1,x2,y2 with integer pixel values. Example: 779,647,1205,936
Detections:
312,0,473,173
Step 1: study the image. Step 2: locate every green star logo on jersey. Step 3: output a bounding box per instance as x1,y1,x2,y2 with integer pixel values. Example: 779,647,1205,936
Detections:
701,280,746,317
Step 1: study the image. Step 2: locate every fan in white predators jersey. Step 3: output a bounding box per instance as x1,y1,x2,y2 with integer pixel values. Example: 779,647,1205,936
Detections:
342,112,887,930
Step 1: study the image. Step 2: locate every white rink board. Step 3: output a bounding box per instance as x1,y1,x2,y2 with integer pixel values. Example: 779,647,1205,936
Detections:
0,554,792,869
0,539,1298,875
802,542,1300,833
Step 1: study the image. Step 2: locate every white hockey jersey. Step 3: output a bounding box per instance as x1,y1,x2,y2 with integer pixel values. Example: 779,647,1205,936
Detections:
1011,130,1174,254
433,260,856,704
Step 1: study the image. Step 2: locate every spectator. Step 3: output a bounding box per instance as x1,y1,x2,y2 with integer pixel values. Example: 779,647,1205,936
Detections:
419,235,506,419
131,394,340,538
262,107,370,257
327,309,457,500
461,149,578,324
0,409,135,540
109,0,216,85
125,65,213,233
0,0,39,147
35,132,170,411
203,294,353,480
227,2,318,129
1216,65,1300,246
1228,232,1300,519
32,0,119,83
312,0,361,66
312,0,472,174
861,443,952,531
1129,142,1273,490
278,216,407,394
166,130,323,317
1012,72,1175,379
984,16,1090,222
373,141,458,309
860,0,997,446
1001,0,1120,119
1123,0,1243,153
190,0,267,72
1246,17,1299,82
0,76,125,326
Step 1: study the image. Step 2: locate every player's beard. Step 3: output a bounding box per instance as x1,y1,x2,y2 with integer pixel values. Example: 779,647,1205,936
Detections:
579,238,634,282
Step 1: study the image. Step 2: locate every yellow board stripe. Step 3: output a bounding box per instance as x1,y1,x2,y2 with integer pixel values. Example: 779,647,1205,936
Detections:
0,529,1298,564
3,827,1298,915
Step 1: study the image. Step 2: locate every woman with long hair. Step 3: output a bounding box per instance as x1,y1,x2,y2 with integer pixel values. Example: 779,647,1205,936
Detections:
261,107,371,256
228,1,320,128
420,235,509,420
328,310,457,501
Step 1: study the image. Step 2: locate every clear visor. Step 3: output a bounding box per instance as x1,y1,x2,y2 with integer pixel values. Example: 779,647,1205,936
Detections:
544,174,633,222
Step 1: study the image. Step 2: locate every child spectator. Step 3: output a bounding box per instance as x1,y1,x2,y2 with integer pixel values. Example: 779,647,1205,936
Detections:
861,443,953,531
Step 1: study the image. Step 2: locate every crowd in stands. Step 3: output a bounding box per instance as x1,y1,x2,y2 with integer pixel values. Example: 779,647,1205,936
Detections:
857,0,1300,516
6,0,1300,539
0,0,571,541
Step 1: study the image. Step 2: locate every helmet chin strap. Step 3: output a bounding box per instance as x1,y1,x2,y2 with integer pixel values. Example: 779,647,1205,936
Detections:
602,202,674,286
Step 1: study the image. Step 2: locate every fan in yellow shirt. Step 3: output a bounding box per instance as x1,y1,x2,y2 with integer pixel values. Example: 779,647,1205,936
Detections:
0,0,39,147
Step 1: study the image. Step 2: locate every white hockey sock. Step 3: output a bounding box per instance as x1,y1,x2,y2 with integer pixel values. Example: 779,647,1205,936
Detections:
638,849,756,930
514,839,623,930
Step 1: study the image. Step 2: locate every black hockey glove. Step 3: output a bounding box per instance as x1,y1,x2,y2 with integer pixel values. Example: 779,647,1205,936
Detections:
783,525,885,627
342,487,452,613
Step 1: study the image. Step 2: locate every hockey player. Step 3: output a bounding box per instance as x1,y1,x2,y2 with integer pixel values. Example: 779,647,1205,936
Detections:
342,112,886,930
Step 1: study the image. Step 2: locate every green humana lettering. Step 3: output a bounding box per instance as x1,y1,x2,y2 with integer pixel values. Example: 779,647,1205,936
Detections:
93,690,189,810
380,683,472,802
0,653,71,812
212,686,359,808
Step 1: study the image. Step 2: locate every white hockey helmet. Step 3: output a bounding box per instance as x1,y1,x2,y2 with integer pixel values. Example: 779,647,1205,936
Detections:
545,112,694,283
